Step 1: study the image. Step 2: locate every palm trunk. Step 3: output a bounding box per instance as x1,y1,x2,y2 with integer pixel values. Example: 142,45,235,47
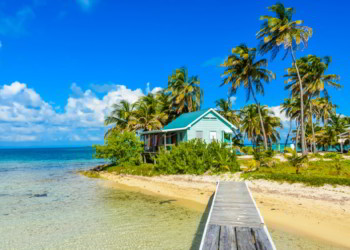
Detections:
296,121,300,152
250,86,268,151
285,119,293,148
291,49,307,155
310,102,317,153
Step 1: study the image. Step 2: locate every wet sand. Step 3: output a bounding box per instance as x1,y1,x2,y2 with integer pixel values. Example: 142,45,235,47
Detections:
98,172,350,249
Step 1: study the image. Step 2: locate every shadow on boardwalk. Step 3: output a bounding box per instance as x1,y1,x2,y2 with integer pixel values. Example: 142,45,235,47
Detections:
190,194,214,250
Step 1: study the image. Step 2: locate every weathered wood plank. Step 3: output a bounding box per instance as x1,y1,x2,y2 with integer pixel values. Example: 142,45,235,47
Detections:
203,224,220,250
235,227,256,250
252,227,274,250
219,225,237,250
200,182,275,250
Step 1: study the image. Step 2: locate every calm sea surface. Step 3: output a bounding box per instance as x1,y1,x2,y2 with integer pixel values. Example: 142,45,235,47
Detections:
0,147,204,249
0,147,346,250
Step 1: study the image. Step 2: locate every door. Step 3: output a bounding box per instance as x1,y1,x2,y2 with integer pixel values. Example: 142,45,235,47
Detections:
210,131,217,142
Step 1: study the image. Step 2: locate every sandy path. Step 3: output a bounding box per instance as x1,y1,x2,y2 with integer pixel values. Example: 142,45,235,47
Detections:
98,172,350,249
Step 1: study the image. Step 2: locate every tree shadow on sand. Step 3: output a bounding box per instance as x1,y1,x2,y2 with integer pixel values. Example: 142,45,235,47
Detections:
190,194,214,250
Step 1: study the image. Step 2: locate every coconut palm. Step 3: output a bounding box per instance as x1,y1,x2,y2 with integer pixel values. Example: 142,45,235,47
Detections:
167,67,203,115
284,55,341,97
104,100,135,138
240,104,282,146
128,101,168,131
155,91,176,125
221,44,275,150
215,98,240,127
257,2,312,155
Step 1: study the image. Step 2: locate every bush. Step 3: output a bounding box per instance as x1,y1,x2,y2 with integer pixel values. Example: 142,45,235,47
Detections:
241,146,254,155
324,152,339,159
93,130,143,165
155,139,240,175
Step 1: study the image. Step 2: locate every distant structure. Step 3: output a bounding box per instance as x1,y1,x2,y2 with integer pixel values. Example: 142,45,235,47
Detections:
140,108,237,153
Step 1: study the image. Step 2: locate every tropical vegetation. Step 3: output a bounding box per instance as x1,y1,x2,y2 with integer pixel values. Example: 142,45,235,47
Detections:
90,2,350,185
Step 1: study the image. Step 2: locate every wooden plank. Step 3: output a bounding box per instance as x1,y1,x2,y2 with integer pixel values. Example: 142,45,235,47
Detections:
252,227,274,250
203,224,220,250
235,227,256,250
219,225,237,250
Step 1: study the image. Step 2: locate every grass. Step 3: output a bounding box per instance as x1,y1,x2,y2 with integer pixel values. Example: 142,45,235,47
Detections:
94,163,161,177
242,158,350,186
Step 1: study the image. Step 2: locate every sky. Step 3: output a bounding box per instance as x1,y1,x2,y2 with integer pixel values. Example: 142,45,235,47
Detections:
0,0,348,147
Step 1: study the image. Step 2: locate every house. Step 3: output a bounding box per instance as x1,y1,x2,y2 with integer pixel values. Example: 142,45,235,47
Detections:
338,127,350,153
140,108,237,152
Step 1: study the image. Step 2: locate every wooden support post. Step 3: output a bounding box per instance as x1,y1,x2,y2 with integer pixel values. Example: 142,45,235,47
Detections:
164,133,166,150
341,142,344,154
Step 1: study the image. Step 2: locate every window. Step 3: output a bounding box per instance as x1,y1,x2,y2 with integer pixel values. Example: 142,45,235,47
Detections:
210,131,217,141
196,131,203,139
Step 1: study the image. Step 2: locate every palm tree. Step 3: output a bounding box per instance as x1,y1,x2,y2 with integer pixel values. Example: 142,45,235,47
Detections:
215,98,240,127
167,67,203,115
284,55,341,98
155,91,175,125
281,98,295,148
257,2,313,155
104,100,135,138
240,104,282,146
221,44,275,150
128,101,168,131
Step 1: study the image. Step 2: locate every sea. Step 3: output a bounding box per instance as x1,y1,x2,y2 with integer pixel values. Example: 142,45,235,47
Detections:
0,147,346,249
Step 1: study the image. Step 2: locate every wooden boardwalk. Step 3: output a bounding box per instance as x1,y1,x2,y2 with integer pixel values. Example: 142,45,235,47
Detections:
199,181,276,250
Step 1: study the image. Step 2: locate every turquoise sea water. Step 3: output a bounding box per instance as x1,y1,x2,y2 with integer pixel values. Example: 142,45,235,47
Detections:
0,147,203,249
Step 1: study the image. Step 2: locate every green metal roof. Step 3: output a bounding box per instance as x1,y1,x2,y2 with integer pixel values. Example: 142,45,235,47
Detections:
162,109,210,131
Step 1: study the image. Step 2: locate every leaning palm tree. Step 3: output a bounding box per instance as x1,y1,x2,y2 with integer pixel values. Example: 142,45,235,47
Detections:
104,100,135,138
257,2,312,155
240,104,281,147
221,44,275,150
215,98,240,127
285,55,341,98
167,67,203,115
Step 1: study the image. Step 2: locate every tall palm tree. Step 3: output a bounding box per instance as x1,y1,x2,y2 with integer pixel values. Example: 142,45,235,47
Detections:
240,104,282,146
104,100,135,138
215,98,240,127
221,44,275,150
285,55,341,98
257,2,312,155
167,67,203,115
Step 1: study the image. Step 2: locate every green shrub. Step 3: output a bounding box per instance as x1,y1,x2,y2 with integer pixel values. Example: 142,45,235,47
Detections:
241,146,254,155
155,139,240,175
93,130,143,165
324,152,339,159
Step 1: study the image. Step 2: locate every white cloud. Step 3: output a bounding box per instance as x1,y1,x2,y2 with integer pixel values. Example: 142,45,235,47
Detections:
0,82,159,143
151,87,163,94
269,105,289,123
230,96,237,105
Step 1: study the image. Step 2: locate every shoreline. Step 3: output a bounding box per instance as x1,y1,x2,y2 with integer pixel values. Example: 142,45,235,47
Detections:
94,171,350,249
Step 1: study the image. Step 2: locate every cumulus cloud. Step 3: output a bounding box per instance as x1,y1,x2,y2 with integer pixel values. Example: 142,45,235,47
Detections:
0,82,159,143
229,96,237,105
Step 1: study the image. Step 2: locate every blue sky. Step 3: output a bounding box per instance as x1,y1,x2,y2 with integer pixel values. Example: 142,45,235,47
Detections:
0,0,348,147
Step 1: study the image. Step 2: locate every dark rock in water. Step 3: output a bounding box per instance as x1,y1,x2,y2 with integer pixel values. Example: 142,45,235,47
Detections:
32,193,48,198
